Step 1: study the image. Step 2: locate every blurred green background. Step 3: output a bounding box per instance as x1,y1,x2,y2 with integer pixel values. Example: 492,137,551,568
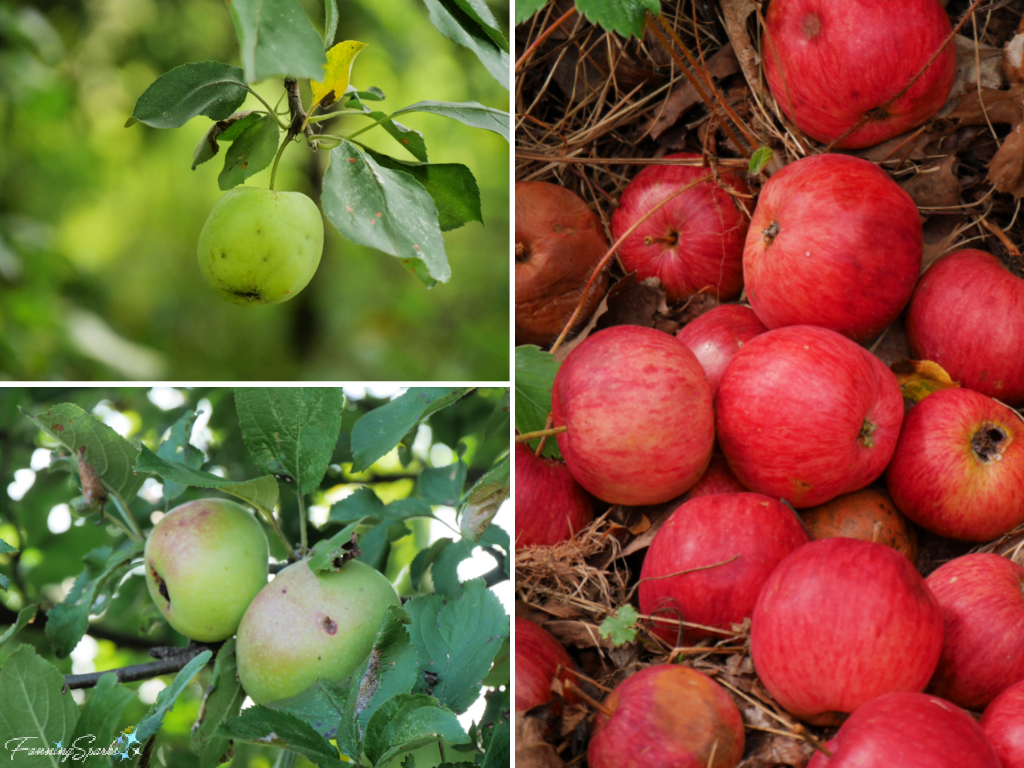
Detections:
0,0,510,381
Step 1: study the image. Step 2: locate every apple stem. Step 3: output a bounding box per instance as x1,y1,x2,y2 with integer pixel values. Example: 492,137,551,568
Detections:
296,488,308,551
643,232,679,247
515,426,567,442
563,679,614,718
107,490,144,542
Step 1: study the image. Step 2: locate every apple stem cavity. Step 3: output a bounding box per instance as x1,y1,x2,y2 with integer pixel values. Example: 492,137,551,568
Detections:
762,221,780,246
643,231,679,247
858,419,878,448
972,423,1009,462
515,241,527,262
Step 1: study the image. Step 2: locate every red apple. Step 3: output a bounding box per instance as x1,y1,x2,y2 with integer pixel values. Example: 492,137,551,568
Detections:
588,664,744,768
676,305,767,394
806,692,1000,768
515,617,578,712
982,679,1024,768
685,453,747,499
763,0,956,149
514,442,593,551
906,249,1024,406
716,325,903,508
639,493,810,644
925,554,1024,710
886,387,1024,541
799,487,918,563
750,538,944,724
743,154,922,342
610,153,750,303
516,181,610,347
552,325,714,505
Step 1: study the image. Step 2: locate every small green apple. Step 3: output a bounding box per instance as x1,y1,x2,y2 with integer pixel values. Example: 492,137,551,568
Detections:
235,558,401,704
144,498,269,642
197,186,324,305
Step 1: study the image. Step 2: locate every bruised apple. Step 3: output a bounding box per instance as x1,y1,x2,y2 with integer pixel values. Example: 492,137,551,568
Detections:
800,487,918,563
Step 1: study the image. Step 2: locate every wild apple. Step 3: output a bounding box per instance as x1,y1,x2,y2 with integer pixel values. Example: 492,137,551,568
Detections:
906,249,1024,406
515,443,593,550
806,692,1000,768
144,498,269,642
610,153,750,303
763,0,956,149
676,305,767,394
639,493,810,644
553,325,714,506
588,664,744,768
516,181,609,346
743,154,922,342
685,453,747,499
514,617,578,712
800,487,917,563
235,558,400,704
716,325,903,507
886,387,1024,541
982,679,1024,768
750,538,943,724
925,554,1024,710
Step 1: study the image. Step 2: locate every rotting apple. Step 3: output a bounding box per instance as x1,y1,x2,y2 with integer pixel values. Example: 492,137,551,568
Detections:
639,493,810,645
676,305,767,395
610,153,750,304
515,617,578,712
552,325,715,506
806,692,1001,768
685,453,747,499
750,538,944,725
235,558,400,704
800,487,917,563
763,0,956,149
144,498,269,642
514,442,593,551
515,181,610,347
925,554,1024,710
588,664,745,768
886,387,1024,541
906,249,1024,406
197,186,324,305
982,679,1024,768
716,325,903,508
742,154,922,342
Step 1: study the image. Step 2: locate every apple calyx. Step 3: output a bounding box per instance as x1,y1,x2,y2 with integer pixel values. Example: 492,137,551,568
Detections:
515,241,528,262
971,423,1009,463
858,419,877,448
762,221,780,246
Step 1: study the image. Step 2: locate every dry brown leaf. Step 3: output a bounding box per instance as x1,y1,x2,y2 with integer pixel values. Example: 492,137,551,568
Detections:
739,733,816,768
900,155,962,208
516,713,567,768
949,84,1024,125
939,34,1005,117
593,274,667,332
721,0,764,104
645,44,741,139
545,619,613,650
987,121,1024,198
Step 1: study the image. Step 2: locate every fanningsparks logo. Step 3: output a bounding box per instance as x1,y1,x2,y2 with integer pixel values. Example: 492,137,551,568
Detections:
5,726,144,762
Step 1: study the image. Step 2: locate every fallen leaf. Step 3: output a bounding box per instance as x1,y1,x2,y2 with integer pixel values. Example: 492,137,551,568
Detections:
516,713,566,768
987,121,1024,198
645,44,741,139
949,84,1024,125
900,155,961,208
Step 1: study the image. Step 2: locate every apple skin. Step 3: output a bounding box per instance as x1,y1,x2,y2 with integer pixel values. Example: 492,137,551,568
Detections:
750,538,944,725
514,443,593,550
799,487,917,563
924,554,1024,710
197,186,323,305
553,325,715,506
886,387,1024,541
685,453,747,499
235,559,400,705
906,249,1024,406
514,617,578,712
144,498,269,642
639,493,810,644
676,305,767,395
516,181,610,346
610,153,750,304
982,679,1024,768
589,665,745,768
806,692,1001,768
716,325,904,508
743,154,922,342
763,0,955,149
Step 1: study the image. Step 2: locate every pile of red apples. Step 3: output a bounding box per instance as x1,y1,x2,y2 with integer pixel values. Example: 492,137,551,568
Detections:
515,0,1024,765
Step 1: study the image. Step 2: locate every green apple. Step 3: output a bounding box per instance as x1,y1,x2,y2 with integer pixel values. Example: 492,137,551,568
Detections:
197,186,324,305
144,498,269,642
235,559,400,704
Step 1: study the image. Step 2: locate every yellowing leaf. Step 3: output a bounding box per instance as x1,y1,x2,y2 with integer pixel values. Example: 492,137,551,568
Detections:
310,40,368,111
894,359,960,409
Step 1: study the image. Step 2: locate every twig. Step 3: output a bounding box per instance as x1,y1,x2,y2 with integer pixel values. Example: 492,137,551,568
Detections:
270,78,315,191
515,426,567,442
63,646,212,691
515,7,577,73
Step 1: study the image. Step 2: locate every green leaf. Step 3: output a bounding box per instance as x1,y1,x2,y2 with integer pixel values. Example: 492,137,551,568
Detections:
349,388,472,472
405,580,509,714
420,0,509,89
306,519,363,574
363,151,481,232
480,717,509,768
0,603,38,649
234,388,346,495
229,0,328,83
480,636,509,688
363,694,469,768
0,538,17,555
72,673,135,768
192,639,246,768
483,390,510,445
352,606,419,735
392,100,509,143
218,114,282,190
135,650,213,741
266,678,348,739
450,0,509,51
322,141,450,287
574,0,660,38
126,61,248,129
514,346,561,459
155,410,202,502
409,538,450,591
21,403,145,501
749,145,774,175
365,113,428,162
515,0,550,24
0,645,79,762
599,604,639,646
419,461,467,506
459,454,509,542
324,0,339,48
216,706,345,768
430,538,473,596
